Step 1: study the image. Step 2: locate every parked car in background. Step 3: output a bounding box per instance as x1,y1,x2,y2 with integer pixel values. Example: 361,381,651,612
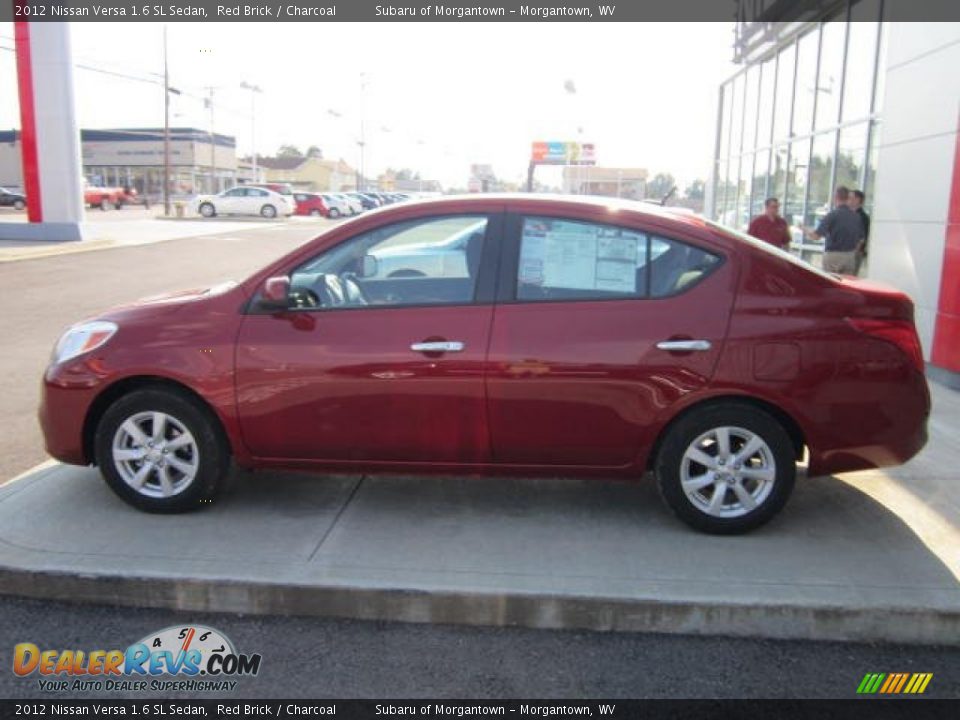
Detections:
247,182,295,197
293,192,330,217
39,195,929,534
334,193,364,216
370,220,485,278
83,183,135,210
0,186,26,211
194,186,294,218
319,193,352,218
346,192,378,211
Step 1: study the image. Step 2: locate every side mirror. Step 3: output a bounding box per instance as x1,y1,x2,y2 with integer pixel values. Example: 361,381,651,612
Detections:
260,275,290,310
360,254,379,278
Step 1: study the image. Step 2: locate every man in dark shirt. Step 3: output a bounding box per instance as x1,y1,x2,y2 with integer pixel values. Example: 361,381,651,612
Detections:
803,186,863,274
748,197,791,249
848,189,870,275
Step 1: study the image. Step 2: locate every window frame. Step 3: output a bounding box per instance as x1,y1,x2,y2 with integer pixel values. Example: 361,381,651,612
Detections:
247,212,503,315
497,212,725,306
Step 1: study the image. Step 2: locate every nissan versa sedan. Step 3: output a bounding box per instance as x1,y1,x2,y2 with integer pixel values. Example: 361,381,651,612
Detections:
39,195,929,533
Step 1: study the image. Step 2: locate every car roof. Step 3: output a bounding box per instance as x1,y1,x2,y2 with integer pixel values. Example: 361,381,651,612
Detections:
378,193,710,231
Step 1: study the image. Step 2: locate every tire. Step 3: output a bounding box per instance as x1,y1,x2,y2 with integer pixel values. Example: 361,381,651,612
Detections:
13,199,25,211
655,403,796,534
261,204,277,219
115,201,124,210
309,209,322,217
199,203,216,218
329,208,341,218
99,198,109,211
94,388,229,513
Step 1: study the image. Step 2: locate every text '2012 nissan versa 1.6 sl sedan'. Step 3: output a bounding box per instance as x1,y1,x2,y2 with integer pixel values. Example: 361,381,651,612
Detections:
39,195,930,533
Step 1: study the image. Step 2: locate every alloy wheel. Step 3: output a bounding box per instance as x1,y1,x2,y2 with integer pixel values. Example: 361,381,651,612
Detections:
111,411,199,499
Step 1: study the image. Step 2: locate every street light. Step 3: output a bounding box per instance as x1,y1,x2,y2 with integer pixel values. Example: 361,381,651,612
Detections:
162,26,182,216
239,81,263,182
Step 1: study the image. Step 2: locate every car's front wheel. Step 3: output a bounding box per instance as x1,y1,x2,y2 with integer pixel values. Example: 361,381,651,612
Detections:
329,208,341,218
13,199,25,211
655,404,796,534
95,388,229,513
261,204,277,219
199,202,215,218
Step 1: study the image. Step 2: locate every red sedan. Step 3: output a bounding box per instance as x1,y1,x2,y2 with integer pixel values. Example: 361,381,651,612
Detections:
293,192,330,217
39,195,929,533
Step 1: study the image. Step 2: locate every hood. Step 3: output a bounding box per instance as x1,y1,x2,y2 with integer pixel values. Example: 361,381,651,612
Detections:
97,281,239,322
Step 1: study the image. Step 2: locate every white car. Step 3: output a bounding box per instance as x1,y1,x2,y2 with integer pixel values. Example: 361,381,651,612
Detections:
371,221,486,278
320,193,354,219
334,192,364,216
195,187,294,219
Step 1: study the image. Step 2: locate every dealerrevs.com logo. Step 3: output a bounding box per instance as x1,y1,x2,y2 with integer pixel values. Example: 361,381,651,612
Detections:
13,625,262,693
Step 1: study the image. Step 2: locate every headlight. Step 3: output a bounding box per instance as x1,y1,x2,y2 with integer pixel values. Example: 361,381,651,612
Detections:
51,321,118,365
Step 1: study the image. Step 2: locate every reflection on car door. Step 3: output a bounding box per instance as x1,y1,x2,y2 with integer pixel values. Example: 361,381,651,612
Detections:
234,212,503,465
485,213,736,468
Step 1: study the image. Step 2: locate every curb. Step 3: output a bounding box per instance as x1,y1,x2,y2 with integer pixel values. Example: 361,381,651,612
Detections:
1,566,957,646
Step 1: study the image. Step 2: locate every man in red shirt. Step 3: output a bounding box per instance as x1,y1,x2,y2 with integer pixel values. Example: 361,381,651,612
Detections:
747,197,791,249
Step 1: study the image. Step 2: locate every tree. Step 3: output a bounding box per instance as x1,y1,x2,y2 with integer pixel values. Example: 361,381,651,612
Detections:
684,179,705,201
645,172,676,200
306,145,323,158
277,144,304,158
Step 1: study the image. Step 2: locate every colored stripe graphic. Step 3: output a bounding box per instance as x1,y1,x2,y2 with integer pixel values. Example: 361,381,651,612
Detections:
858,672,933,694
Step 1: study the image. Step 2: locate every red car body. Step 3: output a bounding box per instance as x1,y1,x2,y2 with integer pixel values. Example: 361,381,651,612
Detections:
293,192,330,217
39,195,929,526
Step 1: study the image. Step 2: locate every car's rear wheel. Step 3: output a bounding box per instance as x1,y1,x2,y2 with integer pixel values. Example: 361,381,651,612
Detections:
655,404,795,534
309,208,322,217
261,204,277,219
95,388,229,513
99,198,109,211
199,202,215,218
13,199,25,210
329,208,341,218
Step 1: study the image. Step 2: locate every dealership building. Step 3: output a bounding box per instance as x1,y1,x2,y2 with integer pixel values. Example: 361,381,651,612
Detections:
708,1,960,384
0,127,237,197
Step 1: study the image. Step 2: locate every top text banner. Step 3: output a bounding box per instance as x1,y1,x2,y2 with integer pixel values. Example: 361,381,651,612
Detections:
4,0,960,22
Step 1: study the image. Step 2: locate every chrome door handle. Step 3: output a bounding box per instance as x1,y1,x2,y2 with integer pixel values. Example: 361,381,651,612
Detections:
410,341,465,353
656,339,712,352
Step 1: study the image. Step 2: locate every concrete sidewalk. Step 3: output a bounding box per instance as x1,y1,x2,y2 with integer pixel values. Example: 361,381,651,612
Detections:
0,384,957,645
0,210,326,262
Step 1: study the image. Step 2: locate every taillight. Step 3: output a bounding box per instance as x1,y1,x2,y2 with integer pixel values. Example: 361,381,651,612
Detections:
846,317,924,372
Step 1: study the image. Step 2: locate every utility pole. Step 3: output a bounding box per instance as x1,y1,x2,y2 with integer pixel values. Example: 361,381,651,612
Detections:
163,25,170,215
240,81,262,182
204,86,216,193
358,72,368,191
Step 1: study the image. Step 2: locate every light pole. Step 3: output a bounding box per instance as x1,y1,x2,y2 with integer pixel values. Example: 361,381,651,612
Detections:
204,86,218,193
162,26,181,216
239,81,262,182
358,72,368,191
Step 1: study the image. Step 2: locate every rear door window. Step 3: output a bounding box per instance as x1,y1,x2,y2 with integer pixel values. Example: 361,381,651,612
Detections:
513,216,721,302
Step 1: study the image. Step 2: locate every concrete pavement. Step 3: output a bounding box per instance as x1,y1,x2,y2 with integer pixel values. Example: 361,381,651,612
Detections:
1,381,957,645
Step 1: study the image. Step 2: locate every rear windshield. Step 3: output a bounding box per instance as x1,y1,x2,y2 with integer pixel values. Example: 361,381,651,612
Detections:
702,217,835,281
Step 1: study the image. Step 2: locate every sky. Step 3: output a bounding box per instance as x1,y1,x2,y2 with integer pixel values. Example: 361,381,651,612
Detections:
0,22,738,189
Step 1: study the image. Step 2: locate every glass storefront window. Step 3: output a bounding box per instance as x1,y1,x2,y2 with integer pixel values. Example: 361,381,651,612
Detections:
756,57,776,149
873,22,889,114
772,45,796,142
793,29,819,137
751,148,771,219
784,138,810,229
815,19,846,129
730,74,745,156
836,122,868,192
742,66,760,153
770,145,789,211
843,0,881,121
736,153,753,230
805,131,837,228
718,83,730,162
864,120,882,211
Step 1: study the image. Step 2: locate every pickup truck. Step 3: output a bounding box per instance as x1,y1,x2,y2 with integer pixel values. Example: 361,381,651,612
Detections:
84,185,137,210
